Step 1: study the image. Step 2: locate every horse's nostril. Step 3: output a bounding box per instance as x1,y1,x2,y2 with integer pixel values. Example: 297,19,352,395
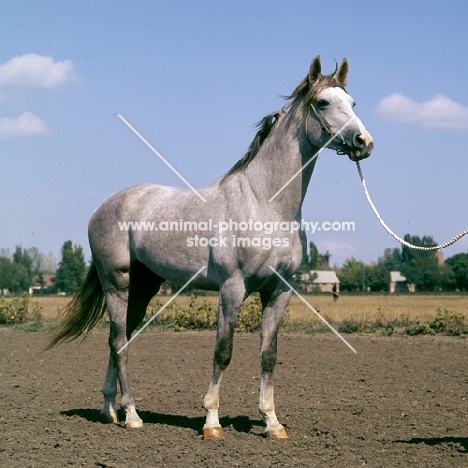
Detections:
354,134,365,147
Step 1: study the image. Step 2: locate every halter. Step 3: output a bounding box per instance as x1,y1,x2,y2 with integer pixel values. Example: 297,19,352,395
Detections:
309,101,335,137
306,101,347,154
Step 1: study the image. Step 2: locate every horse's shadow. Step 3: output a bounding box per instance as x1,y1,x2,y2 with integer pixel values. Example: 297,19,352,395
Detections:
394,436,468,453
61,408,265,435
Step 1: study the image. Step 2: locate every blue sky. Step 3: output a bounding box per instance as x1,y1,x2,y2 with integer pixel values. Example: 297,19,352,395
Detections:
1,0,467,268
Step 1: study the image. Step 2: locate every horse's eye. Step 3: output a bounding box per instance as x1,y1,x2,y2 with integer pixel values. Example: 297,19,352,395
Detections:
352,101,356,108
317,99,329,108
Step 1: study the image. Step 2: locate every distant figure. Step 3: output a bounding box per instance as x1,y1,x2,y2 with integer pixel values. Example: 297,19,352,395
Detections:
332,283,339,302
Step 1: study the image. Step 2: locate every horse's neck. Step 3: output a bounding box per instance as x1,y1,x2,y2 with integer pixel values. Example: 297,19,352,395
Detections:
240,100,317,220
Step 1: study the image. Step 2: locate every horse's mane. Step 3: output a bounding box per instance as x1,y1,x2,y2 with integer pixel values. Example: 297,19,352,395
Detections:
221,71,346,183
220,112,281,182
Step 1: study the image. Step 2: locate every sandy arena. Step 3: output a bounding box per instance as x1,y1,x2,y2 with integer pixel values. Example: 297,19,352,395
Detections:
2,328,468,467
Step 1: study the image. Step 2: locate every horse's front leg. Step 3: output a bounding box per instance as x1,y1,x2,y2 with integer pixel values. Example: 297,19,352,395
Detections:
203,280,245,439
259,287,292,438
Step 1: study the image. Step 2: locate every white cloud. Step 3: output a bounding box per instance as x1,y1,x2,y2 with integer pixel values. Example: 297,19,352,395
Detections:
0,54,75,138
0,112,51,139
376,93,468,130
0,53,75,89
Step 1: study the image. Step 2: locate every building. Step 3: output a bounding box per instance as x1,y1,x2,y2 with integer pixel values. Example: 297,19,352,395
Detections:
29,273,55,296
301,270,340,293
389,271,415,293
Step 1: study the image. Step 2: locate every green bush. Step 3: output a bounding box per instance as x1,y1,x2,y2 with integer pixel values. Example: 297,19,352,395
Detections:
0,294,43,325
370,318,395,336
376,323,395,336
236,294,263,332
406,321,436,336
145,293,217,331
145,296,182,329
405,308,466,336
338,320,359,334
144,293,290,332
430,308,466,336
337,318,394,336
173,294,217,331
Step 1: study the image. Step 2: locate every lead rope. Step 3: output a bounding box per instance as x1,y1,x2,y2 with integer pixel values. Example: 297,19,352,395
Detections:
356,161,468,251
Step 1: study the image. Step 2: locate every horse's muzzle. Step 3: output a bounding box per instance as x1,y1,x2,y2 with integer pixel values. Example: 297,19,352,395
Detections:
347,132,374,161
347,140,374,161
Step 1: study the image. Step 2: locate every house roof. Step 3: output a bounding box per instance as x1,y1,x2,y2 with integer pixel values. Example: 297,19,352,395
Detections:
390,271,407,283
307,270,340,284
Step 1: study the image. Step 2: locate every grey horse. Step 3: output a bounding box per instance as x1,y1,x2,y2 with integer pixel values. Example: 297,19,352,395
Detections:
47,56,373,439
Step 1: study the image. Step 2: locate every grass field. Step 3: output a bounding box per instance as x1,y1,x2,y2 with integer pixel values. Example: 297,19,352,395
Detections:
34,292,468,325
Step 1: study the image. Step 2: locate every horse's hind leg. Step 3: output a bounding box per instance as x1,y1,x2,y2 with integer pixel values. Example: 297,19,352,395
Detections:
101,350,119,423
258,286,291,438
100,285,133,426
101,261,162,428
126,261,164,339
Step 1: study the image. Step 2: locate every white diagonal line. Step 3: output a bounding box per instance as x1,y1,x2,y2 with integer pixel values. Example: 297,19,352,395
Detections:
268,266,357,353
268,114,357,203
117,265,206,354
117,114,207,203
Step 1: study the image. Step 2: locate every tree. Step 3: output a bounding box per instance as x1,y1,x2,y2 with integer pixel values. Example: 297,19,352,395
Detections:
308,241,320,269
10,264,30,293
293,241,319,291
445,253,468,291
4,245,57,294
378,248,401,272
365,262,387,292
400,235,439,291
12,245,33,285
54,241,87,294
360,247,403,292
338,257,366,292
0,245,35,294
298,241,319,270
435,263,456,291
0,257,13,294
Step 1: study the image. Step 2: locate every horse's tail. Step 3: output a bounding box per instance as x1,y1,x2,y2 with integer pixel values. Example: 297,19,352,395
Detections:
45,262,107,351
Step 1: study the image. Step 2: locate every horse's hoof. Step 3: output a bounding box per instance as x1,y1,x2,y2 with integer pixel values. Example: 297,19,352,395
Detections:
265,427,288,439
125,419,144,429
203,427,224,440
100,412,118,424
124,408,143,428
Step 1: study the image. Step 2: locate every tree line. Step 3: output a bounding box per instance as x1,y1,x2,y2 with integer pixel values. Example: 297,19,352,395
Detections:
300,235,468,293
0,241,87,295
1,233,468,295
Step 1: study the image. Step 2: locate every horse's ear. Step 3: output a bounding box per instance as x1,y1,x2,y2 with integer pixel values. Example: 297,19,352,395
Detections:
335,58,348,86
308,55,321,84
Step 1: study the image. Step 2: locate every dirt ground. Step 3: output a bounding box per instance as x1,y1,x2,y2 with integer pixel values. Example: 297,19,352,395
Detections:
2,328,468,467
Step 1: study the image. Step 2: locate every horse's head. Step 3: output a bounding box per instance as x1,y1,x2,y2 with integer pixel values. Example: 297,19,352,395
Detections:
303,56,373,161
